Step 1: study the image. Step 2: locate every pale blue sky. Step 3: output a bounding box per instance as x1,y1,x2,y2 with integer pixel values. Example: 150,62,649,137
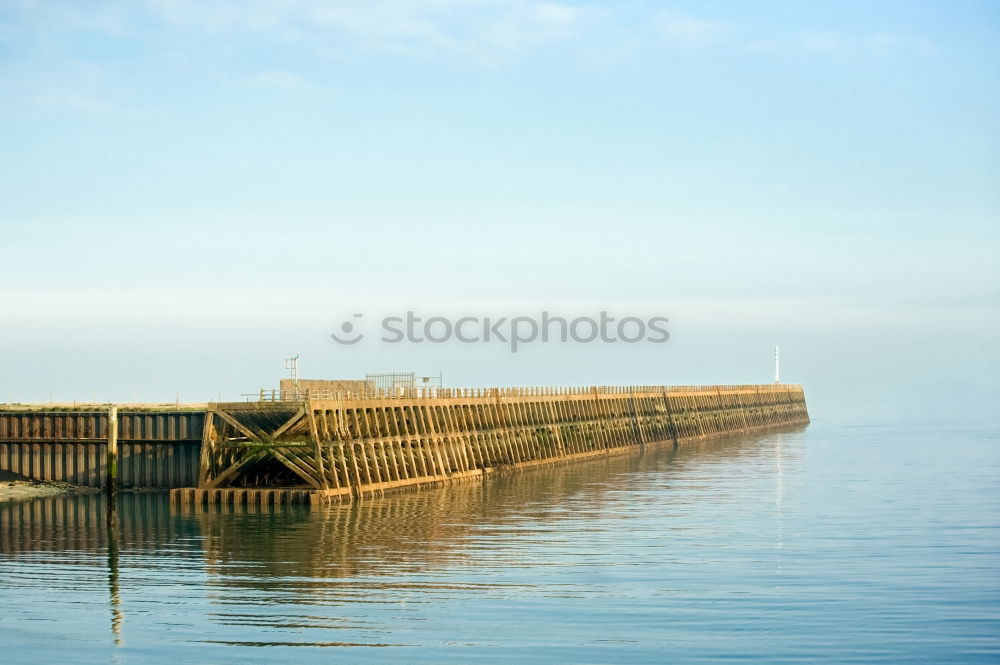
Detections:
1,1,998,420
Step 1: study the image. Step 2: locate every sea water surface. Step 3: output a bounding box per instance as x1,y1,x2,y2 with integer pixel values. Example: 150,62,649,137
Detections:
1,420,998,664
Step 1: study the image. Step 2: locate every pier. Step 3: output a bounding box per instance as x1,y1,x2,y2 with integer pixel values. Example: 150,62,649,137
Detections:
0,384,808,506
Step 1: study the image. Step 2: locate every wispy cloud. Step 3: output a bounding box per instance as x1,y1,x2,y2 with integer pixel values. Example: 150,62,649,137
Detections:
48,92,116,114
143,0,592,59
799,30,840,53
3,2,939,66
653,11,726,47
534,2,580,25
4,0,129,35
0,56,125,116
866,33,937,56
743,30,937,58
248,70,309,92
745,39,782,54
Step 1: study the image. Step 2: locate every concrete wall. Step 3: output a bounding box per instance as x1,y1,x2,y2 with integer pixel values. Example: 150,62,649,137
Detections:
279,378,374,398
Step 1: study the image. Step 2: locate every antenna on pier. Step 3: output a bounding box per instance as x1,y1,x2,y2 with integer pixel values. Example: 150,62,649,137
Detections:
285,355,300,389
774,345,781,384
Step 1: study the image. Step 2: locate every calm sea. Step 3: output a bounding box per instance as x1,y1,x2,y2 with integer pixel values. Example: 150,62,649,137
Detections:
1,420,998,664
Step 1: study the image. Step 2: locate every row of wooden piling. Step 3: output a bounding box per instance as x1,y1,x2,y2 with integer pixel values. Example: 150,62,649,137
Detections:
171,488,316,507
176,384,809,507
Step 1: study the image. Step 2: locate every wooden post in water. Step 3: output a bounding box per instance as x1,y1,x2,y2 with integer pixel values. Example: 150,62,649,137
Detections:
106,404,118,523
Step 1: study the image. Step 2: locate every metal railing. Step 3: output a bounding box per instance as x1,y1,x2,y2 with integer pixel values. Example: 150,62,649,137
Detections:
252,384,804,403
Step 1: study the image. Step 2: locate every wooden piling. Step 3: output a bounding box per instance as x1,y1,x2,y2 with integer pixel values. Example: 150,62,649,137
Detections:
105,405,118,524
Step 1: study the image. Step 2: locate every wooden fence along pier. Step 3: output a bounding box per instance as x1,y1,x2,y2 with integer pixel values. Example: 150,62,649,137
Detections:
0,384,808,507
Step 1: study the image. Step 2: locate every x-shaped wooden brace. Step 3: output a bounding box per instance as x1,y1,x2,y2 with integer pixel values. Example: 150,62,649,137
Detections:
203,405,324,489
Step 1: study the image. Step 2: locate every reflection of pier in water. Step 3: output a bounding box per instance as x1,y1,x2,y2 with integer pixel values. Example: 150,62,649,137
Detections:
1,428,803,570
0,429,804,647
0,492,200,555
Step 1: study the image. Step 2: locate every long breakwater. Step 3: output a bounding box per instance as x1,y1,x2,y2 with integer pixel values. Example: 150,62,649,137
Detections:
0,384,808,506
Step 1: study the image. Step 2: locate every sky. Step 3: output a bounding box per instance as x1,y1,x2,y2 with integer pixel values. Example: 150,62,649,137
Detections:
1,1,998,422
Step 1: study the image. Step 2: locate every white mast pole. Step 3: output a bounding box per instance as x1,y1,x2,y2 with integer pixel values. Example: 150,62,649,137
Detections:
774,345,781,384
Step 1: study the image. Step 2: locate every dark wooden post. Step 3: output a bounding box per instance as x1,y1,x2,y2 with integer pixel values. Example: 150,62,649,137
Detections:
106,404,118,524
